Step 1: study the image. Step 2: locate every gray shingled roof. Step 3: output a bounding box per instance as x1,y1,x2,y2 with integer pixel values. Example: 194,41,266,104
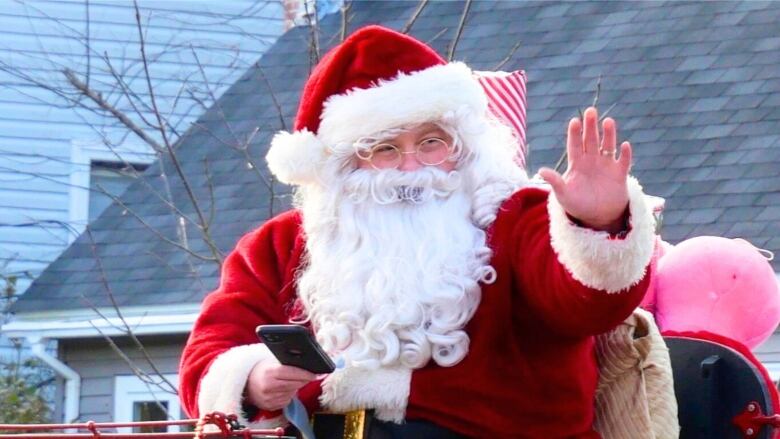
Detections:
12,0,780,313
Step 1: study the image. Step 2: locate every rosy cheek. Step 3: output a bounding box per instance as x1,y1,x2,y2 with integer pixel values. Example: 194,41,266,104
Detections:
355,156,373,169
437,159,457,172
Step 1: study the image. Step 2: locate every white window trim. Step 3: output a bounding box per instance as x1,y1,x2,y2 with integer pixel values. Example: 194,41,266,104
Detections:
114,373,180,433
68,140,155,242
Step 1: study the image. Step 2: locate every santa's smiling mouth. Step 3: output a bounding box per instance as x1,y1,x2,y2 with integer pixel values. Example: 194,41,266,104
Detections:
396,186,424,203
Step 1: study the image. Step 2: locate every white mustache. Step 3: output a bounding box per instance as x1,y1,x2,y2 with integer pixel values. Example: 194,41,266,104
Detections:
343,168,462,205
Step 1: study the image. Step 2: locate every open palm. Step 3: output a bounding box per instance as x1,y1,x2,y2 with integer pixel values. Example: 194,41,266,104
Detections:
539,107,631,233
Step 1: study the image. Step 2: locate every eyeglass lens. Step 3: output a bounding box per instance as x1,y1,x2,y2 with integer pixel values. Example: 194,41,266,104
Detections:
364,138,450,169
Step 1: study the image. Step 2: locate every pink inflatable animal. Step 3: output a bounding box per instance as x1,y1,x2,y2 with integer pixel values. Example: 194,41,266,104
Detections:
652,236,780,350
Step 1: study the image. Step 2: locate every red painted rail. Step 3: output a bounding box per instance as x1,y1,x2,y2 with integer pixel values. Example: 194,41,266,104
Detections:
0,413,289,439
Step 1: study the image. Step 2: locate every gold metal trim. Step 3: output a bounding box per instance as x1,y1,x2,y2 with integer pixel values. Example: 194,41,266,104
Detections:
343,410,366,439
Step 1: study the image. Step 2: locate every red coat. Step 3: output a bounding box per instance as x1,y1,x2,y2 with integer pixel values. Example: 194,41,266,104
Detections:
180,181,654,438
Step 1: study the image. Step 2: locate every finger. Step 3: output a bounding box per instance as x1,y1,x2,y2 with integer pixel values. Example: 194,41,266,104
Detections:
538,167,566,195
582,107,599,154
265,379,309,393
253,390,293,411
601,117,617,156
618,141,632,174
272,365,317,382
271,375,315,387
566,117,583,162
263,386,300,401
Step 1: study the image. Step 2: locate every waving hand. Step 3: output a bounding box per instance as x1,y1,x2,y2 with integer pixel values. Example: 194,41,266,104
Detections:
538,107,631,233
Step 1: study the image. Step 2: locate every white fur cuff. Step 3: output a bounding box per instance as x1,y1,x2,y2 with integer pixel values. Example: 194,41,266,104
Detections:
320,365,411,423
197,343,285,428
547,176,655,293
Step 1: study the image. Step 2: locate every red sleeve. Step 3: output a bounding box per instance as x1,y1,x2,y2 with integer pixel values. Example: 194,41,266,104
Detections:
503,181,654,337
179,210,319,423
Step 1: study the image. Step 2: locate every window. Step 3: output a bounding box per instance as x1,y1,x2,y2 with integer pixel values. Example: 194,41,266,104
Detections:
69,140,154,242
88,161,148,221
113,374,180,433
132,401,168,432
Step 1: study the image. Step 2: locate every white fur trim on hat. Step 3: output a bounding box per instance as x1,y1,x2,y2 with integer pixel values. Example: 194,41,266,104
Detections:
547,176,655,293
197,343,285,428
266,129,327,185
318,62,487,147
320,365,411,423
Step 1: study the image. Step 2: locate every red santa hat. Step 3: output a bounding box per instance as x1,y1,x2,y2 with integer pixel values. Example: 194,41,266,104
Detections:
266,25,488,185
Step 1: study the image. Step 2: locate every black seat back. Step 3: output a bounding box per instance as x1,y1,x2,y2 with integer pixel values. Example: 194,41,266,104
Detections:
666,335,777,439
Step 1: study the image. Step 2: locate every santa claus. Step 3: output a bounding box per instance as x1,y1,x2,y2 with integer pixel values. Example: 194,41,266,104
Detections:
179,25,655,438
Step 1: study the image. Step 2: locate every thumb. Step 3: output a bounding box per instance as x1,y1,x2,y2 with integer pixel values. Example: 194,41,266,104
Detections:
538,167,566,195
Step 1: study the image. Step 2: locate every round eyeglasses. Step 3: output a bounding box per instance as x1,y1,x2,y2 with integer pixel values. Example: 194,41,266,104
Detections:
355,137,453,170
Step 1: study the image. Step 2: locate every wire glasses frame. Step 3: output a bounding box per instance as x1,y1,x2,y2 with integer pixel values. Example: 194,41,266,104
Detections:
355,137,453,170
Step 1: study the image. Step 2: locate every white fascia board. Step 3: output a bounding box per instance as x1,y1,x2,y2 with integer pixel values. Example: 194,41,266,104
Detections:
763,362,780,382
2,304,201,340
9,303,202,322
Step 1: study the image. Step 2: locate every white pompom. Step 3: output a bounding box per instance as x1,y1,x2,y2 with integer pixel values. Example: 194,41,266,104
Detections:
265,129,326,185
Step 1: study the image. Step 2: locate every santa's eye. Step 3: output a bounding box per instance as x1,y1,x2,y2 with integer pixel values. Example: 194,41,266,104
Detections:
371,144,398,156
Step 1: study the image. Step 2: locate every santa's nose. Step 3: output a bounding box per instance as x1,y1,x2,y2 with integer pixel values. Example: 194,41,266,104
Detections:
396,145,422,171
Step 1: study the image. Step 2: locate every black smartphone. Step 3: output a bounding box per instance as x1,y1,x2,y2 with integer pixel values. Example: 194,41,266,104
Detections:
256,324,336,374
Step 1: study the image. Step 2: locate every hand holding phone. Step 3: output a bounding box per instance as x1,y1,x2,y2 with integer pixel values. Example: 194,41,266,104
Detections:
245,360,315,411
257,324,336,374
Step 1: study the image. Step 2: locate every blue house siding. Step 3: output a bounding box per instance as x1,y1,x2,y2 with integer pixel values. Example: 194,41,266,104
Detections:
0,0,287,298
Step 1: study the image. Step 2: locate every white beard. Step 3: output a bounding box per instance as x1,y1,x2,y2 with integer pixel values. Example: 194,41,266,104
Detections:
295,167,496,370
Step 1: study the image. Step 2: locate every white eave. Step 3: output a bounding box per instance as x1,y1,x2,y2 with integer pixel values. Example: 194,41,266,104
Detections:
1,303,200,340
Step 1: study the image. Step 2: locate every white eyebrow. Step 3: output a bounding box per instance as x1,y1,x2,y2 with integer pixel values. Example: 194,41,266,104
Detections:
419,127,446,137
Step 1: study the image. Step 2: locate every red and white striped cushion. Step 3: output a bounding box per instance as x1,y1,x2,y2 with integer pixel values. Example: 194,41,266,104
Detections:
475,70,528,169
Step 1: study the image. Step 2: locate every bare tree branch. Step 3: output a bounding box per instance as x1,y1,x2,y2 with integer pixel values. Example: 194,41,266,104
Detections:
190,46,242,144
256,65,287,131
593,75,602,108
426,27,449,46
203,159,217,237
494,41,522,71
601,102,617,121
84,0,92,91
88,320,177,398
97,187,219,262
554,80,617,173
189,51,284,218
64,68,164,152
144,250,199,275
134,0,223,265
402,0,429,34
0,158,202,248
101,52,161,134
82,226,177,394
340,1,352,42
553,142,568,174
304,0,321,68
447,0,472,61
